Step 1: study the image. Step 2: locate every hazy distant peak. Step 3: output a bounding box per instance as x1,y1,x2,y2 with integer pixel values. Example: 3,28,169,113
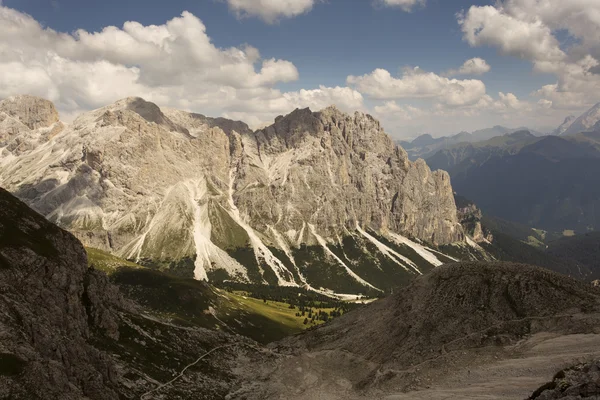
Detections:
562,102,600,136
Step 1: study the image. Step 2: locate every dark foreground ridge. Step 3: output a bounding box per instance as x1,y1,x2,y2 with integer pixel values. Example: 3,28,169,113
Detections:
0,187,269,399
288,262,600,362
248,262,600,398
2,185,600,399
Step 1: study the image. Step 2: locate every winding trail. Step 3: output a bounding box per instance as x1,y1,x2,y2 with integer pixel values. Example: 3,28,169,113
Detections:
140,343,244,399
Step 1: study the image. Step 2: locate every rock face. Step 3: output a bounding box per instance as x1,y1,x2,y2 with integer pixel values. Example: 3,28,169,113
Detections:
0,187,125,399
554,115,576,136
0,95,64,157
0,96,466,295
530,360,600,399
0,95,59,129
455,195,491,243
562,102,600,136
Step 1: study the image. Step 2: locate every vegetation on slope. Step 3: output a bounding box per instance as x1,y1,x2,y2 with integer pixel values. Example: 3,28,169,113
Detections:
546,232,600,281
111,267,350,343
86,247,144,274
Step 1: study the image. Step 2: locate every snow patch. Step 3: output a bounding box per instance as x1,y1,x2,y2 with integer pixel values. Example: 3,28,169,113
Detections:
385,231,454,266
356,225,422,274
226,169,298,286
309,223,382,292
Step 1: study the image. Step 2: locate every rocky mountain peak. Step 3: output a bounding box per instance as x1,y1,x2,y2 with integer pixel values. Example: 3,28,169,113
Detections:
257,105,391,157
554,115,576,135
0,94,59,130
1,95,467,295
562,102,600,135
104,97,190,135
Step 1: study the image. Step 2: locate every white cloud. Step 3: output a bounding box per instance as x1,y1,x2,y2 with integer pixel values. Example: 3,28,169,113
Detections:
446,57,491,76
458,5,566,63
373,101,425,118
501,0,600,53
221,85,364,127
458,1,600,112
225,0,315,23
0,5,362,128
347,67,487,107
371,92,556,139
375,0,425,12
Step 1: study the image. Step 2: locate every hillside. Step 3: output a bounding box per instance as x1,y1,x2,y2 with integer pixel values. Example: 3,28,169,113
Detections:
546,232,600,281
0,186,281,399
3,186,600,399
237,262,600,399
85,247,352,343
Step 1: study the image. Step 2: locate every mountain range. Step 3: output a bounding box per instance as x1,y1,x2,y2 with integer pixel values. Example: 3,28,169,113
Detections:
423,101,600,234
427,130,600,233
397,125,545,161
0,95,479,297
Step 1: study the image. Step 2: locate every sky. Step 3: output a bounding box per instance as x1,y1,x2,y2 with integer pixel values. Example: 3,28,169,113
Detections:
1,0,599,139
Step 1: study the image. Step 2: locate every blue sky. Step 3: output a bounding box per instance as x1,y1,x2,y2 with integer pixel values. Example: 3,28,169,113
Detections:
1,0,598,138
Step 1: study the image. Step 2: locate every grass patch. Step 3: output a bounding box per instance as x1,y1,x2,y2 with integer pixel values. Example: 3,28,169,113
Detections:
86,247,143,275
111,268,345,343
216,291,338,342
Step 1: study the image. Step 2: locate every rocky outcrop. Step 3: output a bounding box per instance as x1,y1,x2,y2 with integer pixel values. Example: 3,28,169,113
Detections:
0,95,59,129
0,187,125,399
530,360,600,399
455,195,491,243
0,96,465,294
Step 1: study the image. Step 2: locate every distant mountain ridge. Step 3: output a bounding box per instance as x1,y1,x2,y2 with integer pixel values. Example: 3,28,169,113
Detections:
560,102,600,136
553,115,576,135
427,129,600,233
397,125,544,161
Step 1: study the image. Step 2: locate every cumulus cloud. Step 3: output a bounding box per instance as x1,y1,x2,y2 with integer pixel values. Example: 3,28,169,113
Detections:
375,0,425,12
458,5,566,63
446,58,491,76
225,0,315,23
458,0,600,111
0,5,362,127
373,101,426,120
347,67,487,107
222,85,364,127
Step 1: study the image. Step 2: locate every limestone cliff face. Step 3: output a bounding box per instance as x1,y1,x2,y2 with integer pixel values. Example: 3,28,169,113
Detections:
235,106,461,246
0,96,466,294
0,95,64,156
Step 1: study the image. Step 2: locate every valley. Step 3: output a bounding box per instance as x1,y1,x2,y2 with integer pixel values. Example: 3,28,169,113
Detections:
2,186,600,399
2,1,600,398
